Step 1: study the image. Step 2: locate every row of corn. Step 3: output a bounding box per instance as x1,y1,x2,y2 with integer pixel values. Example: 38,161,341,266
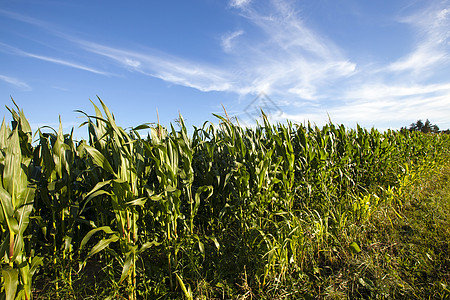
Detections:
0,98,449,299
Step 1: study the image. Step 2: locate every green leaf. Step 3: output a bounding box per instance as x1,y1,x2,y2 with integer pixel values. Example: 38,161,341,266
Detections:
8,217,19,234
82,189,111,206
149,194,163,201
0,186,13,218
349,242,361,254
15,188,34,235
137,240,160,255
0,117,10,149
0,234,9,260
208,236,220,250
132,124,152,131
12,232,24,261
176,273,193,300
82,144,116,176
119,253,134,283
87,234,119,258
125,197,147,207
97,97,119,132
29,256,44,276
2,265,18,300
194,185,213,216
81,180,112,212
3,128,27,201
80,226,117,250
198,240,204,254
15,101,32,140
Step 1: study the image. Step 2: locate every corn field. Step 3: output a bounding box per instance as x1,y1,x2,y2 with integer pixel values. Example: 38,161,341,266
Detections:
0,98,449,299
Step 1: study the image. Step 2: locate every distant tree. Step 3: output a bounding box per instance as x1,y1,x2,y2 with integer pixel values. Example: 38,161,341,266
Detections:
417,119,425,131
408,119,440,133
423,119,432,133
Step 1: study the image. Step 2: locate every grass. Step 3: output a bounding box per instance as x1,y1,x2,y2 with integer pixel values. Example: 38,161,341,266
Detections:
279,161,450,300
380,162,450,299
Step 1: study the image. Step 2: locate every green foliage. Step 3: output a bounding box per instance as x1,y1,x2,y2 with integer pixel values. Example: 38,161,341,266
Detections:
0,101,42,300
1,98,449,299
406,119,440,133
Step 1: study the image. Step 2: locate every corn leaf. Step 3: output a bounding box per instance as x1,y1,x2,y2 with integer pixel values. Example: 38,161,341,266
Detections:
2,265,18,300
119,253,134,283
87,234,120,258
80,226,117,250
82,144,116,176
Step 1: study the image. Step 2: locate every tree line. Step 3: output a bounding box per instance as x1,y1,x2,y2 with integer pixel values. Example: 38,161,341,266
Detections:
401,119,450,134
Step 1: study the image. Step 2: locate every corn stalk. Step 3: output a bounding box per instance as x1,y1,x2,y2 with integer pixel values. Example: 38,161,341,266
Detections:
0,102,42,300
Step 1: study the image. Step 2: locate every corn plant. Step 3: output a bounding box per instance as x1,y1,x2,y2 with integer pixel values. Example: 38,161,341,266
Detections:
0,102,42,300
1,98,450,298
78,99,157,300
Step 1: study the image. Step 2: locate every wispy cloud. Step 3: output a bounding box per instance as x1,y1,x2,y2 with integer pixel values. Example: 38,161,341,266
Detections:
0,74,31,90
344,83,450,100
238,0,355,96
221,30,244,53
0,9,52,29
272,79,450,130
229,0,252,8
51,86,70,91
1,3,356,99
0,10,110,76
275,87,450,130
3,2,449,129
0,42,110,75
25,52,110,75
341,82,450,114
387,3,450,74
329,92,450,127
72,0,356,98
265,1,450,130
77,41,233,92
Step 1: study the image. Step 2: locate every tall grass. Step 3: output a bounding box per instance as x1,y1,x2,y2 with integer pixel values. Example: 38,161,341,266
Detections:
0,97,449,299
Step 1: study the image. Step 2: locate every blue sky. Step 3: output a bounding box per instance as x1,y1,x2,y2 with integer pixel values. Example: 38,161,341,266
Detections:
1,0,450,138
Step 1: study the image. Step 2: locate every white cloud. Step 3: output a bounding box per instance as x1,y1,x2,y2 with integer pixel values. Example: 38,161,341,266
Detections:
229,0,251,8
387,48,445,73
51,86,69,91
124,58,141,68
220,0,357,99
78,41,234,92
283,1,450,130
2,2,357,100
387,3,450,74
0,9,52,30
344,83,450,100
0,74,31,90
287,87,317,101
221,30,244,52
0,42,110,75
329,92,450,128
4,1,449,130
24,52,110,75
268,81,450,131
71,0,357,100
